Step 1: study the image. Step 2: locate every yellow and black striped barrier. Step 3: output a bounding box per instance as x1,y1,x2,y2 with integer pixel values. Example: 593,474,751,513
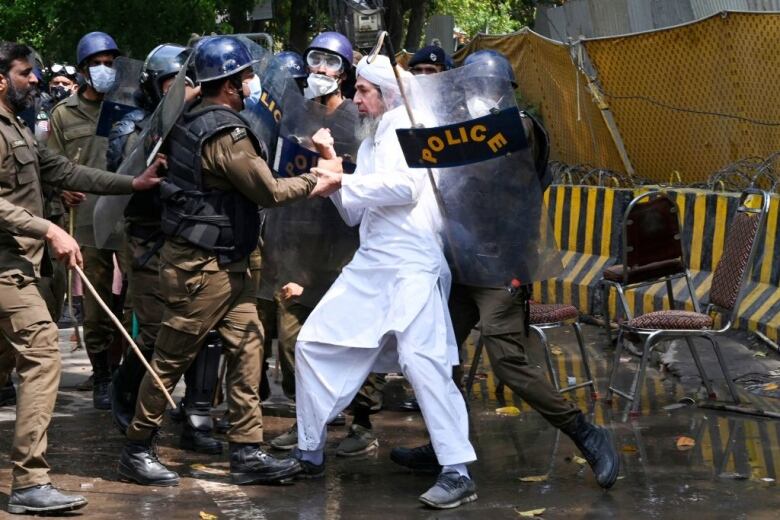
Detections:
535,186,780,342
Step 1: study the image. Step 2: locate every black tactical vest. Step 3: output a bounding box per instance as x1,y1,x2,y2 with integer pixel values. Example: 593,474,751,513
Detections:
159,103,265,265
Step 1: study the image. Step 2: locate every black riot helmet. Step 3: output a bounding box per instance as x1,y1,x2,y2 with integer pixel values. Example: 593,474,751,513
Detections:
140,43,192,106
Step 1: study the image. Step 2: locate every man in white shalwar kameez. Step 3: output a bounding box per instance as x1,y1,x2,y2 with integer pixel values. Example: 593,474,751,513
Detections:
292,55,478,509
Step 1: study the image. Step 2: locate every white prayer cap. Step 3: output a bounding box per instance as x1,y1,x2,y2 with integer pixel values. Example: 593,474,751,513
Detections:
356,54,411,108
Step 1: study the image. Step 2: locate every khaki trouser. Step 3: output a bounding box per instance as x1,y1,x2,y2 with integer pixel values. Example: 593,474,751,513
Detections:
125,235,163,351
0,275,60,490
258,294,385,412
449,284,580,429
81,245,117,355
127,265,264,443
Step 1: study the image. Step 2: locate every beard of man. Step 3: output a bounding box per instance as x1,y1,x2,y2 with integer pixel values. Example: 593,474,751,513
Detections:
356,113,380,142
7,79,38,113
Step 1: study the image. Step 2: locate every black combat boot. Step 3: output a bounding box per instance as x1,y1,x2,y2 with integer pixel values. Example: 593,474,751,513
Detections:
118,439,180,486
561,413,619,489
110,347,152,434
92,351,111,410
0,380,16,407
229,443,301,485
180,412,222,454
390,442,441,473
8,484,87,515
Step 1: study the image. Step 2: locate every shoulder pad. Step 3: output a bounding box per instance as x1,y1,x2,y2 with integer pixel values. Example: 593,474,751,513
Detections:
230,127,248,143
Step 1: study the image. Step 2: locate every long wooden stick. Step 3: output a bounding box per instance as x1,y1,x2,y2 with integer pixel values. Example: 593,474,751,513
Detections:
73,265,176,409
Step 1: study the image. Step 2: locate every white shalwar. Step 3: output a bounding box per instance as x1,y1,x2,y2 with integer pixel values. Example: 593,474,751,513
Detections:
295,106,476,466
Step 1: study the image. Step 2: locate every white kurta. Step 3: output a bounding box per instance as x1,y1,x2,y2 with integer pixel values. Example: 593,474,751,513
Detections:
295,106,475,466
297,106,457,368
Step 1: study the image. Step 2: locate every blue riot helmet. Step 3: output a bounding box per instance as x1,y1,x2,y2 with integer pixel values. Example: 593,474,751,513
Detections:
272,51,306,79
194,36,257,84
76,31,120,67
141,44,191,105
304,31,353,73
463,49,517,88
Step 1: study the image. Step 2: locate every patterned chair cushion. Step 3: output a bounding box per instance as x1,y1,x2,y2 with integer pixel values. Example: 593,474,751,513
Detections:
628,310,713,330
530,303,579,324
710,212,761,311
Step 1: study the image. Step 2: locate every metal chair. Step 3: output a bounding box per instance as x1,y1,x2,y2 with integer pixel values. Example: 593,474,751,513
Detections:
464,302,596,401
601,191,700,343
606,189,769,414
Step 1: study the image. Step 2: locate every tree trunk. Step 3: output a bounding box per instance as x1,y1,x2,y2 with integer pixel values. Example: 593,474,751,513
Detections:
289,0,311,52
403,1,428,51
384,1,406,52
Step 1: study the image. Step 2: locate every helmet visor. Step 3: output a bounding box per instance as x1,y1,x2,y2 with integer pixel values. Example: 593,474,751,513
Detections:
50,63,77,76
306,50,343,73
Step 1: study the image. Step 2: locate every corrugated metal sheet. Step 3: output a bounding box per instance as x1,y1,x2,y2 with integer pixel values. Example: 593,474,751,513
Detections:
535,0,780,41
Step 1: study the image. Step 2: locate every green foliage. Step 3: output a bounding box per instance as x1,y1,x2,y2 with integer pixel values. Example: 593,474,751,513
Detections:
432,0,531,36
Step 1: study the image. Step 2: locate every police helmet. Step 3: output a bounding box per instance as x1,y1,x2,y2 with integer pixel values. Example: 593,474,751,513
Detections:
141,44,191,104
304,32,353,70
271,51,306,79
463,49,517,88
194,36,257,84
76,31,120,67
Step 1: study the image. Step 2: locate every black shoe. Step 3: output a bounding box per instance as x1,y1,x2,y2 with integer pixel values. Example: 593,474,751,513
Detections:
229,443,302,485
181,423,223,454
390,442,441,474
562,413,620,489
118,441,180,486
290,448,325,479
418,471,478,509
93,379,111,410
8,484,87,515
215,414,231,434
0,380,16,407
399,397,421,412
168,400,185,422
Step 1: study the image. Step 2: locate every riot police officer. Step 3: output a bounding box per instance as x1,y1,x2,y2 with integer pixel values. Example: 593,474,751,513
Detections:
118,35,336,487
390,50,620,490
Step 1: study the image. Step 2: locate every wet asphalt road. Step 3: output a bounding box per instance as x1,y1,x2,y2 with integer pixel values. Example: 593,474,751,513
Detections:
0,325,779,519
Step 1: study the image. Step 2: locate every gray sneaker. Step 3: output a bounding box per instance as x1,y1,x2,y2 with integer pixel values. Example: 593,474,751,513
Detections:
336,424,378,457
418,471,477,509
270,425,298,451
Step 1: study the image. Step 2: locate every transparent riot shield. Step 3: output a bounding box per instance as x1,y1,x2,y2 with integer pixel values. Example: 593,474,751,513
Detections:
93,61,190,249
259,83,362,308
396,63,561,287
95,57,145,137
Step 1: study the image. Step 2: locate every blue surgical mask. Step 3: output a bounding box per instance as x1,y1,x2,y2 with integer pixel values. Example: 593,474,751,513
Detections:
243,74,263,110
88,65,116,93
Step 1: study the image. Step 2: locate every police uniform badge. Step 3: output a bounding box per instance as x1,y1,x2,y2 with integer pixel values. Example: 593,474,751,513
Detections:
231,127,247,143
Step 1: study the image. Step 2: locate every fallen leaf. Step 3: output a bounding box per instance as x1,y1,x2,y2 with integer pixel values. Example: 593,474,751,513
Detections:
676,436,696,450
754,351,767,358
496,406,521,416
200,512,218,520
762,383,779,391
621,445,638,453
571,454,587,465
519,474,548,482
550,346,563,356
516,508,546,517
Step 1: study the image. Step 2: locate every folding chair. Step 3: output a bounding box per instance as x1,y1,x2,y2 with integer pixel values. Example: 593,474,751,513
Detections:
606,189,769,414
601,191,700,343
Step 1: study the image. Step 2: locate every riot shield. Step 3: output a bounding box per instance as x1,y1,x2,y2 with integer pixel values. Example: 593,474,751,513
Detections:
259,84,362,308
395,63,561,288
96,57,145,137
93,61,190,249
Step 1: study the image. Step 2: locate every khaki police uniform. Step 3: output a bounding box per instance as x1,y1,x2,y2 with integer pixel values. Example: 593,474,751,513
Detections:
48,91,119,358
0,104,134,489
127,102,315,444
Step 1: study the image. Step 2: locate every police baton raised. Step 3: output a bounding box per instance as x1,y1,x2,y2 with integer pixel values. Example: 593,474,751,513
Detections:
73,265,177,409
366,31,465,280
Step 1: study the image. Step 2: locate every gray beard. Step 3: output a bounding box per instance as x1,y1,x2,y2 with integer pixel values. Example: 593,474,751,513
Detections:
356,114,380,142
7,81,37,113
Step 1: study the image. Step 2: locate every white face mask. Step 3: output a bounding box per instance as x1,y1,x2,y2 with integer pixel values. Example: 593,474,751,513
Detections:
88,65,116,93
304,73,339,100
243,74,263,110
466,97,496,118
